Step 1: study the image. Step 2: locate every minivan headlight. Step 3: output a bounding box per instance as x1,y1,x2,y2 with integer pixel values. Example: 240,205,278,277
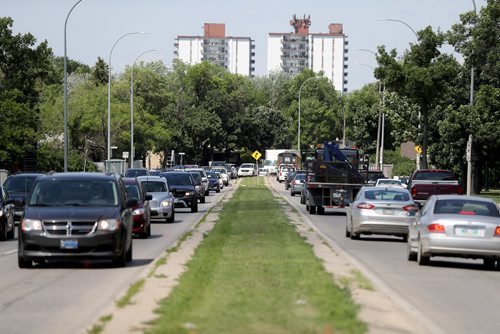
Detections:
97,219,120,231
161,200,171,207
22,219,42,231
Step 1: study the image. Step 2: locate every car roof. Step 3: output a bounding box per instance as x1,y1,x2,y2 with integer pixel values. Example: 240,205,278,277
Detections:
432,194,497,203
362,186,409,192
137,175,165,181
36,172,118,181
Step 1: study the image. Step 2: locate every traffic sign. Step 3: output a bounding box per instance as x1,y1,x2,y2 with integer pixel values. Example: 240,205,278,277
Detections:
251,150,262,160
415,145,422,154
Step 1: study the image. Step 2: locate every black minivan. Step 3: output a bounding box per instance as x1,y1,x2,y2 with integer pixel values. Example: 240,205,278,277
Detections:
18,173,137,268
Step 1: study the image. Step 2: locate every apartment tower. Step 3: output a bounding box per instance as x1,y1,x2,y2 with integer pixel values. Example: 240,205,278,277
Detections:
267,15,348,92
175,23,255,76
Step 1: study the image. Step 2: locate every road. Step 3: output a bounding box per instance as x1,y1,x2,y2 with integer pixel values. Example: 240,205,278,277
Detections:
271,177,500,334
0,185,231,334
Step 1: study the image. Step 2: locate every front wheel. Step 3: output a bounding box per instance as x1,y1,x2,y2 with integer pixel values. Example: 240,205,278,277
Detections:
0,220,7,241
167,209,175,223
200,195,206,203
191,201,198,213
18,253,33,268
125,239,133,263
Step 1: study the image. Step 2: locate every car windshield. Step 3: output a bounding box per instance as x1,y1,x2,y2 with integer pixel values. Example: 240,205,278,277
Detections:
377,180,401,185
163,173,192,186
295,174,306,181
29,179,118,206
125,184,140,199
364,190,410,201
141,181,167,193
434,199,500,217
4,176,38,193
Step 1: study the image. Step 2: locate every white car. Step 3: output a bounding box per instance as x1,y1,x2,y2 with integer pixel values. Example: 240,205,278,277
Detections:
258,168,268,176
277,165,295,183
375,178,404,188
238,163,256,177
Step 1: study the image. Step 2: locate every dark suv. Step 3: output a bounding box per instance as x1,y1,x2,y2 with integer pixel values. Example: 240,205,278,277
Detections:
3,173,43,223
0,186,16,240
18,173,137,268
160,172,198,212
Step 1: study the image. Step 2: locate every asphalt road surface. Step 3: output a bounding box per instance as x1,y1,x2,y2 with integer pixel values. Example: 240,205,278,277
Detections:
0,185,231,334
271,177,500,334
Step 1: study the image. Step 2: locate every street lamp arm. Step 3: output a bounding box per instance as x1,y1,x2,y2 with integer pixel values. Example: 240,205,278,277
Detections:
357,48,377,56
378,18,418,40
63,0,84,172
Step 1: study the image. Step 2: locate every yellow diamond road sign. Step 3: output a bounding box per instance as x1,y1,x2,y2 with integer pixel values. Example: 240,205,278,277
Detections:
415,145,422,154
251,150,262,160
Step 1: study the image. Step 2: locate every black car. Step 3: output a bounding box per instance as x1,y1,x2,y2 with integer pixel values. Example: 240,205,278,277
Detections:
17,173,137,268
3,173,43,223
188,171,206,203
0,186,16,240
125,168,149,177
206,172,221,193
160,172,198,212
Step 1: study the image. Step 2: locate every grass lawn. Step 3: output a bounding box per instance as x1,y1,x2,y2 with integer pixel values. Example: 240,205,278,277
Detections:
478,189,500,204
147,177,365,334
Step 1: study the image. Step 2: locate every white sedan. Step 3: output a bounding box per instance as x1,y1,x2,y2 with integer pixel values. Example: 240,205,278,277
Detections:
407,195,500,268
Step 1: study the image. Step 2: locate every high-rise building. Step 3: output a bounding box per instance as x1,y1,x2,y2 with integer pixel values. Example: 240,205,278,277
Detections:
267,15,349,92
175,23,255,76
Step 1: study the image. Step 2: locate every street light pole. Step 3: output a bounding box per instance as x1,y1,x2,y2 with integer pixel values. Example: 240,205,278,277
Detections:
130,49,161,168
378,18,419,39
107,32,147,165
63,0,84,172
298,76,320,155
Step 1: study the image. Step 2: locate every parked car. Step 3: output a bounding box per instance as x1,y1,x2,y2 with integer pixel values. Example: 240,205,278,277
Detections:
407,195,500,268
138,176,175,223
125,168,149,177
375,179,404,188
206,172,221,193
238,163,256,177
188,171,206,203
0,186,16,240
212,167,229,186
346,186,418,241
18,172,136,268
160,172,198,213
290,173,307,197
123,177,153,237
3,173,43,223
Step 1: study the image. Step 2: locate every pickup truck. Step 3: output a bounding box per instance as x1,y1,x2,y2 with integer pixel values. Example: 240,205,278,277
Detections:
408,169,463,205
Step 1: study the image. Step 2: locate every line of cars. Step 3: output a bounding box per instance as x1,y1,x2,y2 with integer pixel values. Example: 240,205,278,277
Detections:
279,165,500,270
2,167,227,268
344,172,500,270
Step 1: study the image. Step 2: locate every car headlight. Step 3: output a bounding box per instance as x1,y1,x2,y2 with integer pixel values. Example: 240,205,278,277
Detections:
186,191,194,196
22,219,43,231
0,210,3,217
161,200,171,207
132,208,144,215
97,218,120,231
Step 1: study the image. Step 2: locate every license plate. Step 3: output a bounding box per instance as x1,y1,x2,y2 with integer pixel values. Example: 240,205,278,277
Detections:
332,193,341,198
60,239,78,249
455,227,485,237
383,209,395,215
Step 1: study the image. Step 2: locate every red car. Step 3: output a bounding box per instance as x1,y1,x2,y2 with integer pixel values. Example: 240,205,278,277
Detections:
123,178,152,238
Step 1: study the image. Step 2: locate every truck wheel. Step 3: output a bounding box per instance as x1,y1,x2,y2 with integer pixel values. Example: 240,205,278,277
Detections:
200,195,206,203
308,205,316,214
317,207,325,215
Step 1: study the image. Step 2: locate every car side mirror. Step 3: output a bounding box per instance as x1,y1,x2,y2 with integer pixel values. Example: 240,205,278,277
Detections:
145,194,153,201
126,198,138,208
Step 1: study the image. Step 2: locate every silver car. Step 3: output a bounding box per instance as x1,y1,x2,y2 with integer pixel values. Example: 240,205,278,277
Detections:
346,186,418,241
137,176,175,223
407,195,500,268
290,173,306,196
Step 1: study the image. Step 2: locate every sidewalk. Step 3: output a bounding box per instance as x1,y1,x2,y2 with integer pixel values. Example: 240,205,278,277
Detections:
86,177,433,334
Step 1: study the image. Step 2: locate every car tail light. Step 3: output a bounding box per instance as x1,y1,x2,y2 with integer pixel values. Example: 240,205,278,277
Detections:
402,204,418,212
357,203,375,209
428,223,445,233
411,186,417,198
495,227,500,236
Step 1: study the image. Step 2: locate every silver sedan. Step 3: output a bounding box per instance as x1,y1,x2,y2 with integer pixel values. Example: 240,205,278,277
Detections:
346,186,418,241
137,176,175,223
407,195,500,268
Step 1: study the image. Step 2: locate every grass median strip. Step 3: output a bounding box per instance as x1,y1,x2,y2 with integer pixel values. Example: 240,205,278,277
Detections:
147,177,365,334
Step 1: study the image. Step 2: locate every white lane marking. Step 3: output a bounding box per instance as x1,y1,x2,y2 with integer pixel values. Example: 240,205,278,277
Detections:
1,249,17,256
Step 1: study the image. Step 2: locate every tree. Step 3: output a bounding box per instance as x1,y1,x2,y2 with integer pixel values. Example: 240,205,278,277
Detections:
91,57,108,86
0,17,53,171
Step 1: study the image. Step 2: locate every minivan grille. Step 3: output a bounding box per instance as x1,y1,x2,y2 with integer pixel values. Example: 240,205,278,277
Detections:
43,221,97,236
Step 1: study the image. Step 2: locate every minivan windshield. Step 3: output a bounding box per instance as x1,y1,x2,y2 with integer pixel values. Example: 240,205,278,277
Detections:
4,175,39,193
29,180,118,206
163,173,192,186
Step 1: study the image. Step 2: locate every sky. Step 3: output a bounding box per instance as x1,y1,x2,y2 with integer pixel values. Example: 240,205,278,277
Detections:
2,0,484,91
